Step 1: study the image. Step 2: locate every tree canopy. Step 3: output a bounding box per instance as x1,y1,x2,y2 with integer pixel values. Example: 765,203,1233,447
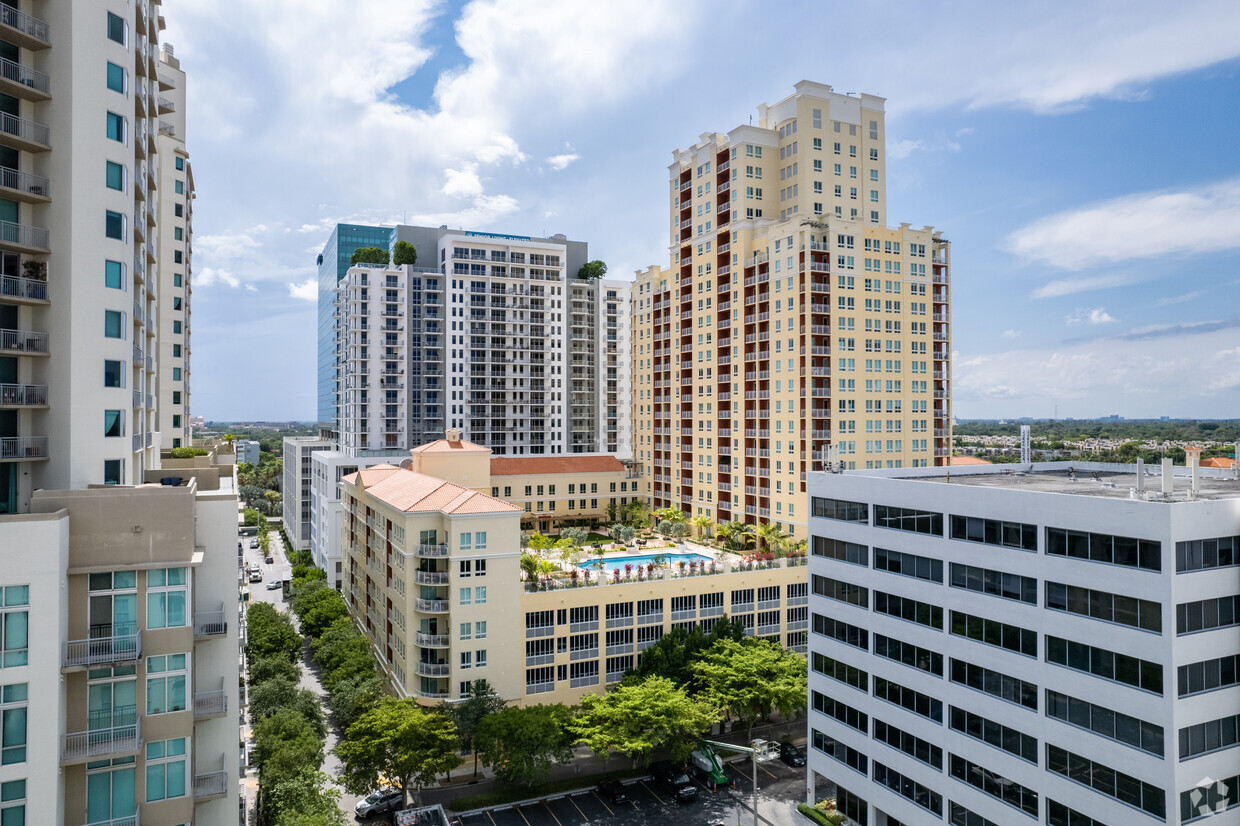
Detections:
570,676,718,765
350,246,390,266
392,240,417,266
476,703,575,787
690,637,807,739
577,260,608,280
444,679,507,777
336,698,462,808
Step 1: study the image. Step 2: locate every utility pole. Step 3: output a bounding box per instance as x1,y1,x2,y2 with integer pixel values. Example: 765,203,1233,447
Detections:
701,738,761,826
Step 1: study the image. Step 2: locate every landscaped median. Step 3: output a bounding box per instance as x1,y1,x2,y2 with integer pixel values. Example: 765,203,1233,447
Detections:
797,799,846,825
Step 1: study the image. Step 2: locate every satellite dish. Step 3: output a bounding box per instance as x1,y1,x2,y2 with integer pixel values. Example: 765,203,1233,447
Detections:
398,459,413,469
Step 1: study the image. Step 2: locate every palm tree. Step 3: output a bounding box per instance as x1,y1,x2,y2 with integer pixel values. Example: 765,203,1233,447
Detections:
715,521,754,553
689,515,713,541
654,506,686,525
756,522,787,556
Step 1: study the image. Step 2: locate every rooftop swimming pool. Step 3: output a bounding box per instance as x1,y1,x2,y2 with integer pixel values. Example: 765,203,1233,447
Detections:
579,552,714,576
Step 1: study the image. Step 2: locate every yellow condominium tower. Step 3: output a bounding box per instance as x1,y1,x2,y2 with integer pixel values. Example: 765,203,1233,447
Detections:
632,81,952,542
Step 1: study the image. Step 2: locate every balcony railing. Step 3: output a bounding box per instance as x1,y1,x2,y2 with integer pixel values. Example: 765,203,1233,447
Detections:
0,274,45,302
415,662,449,677
194,769,229,801
0,111,48,149
0,218,48,250
0,383,45,406
193,606,226,637
0,57,49,95
0,328,48,354
83,813,138,826
62,716,141,764
416,543,448,557
0,5,50,45
0,165,47,198
64,627,140,669
193,689,227,719
414,599,449,613
415,633,449,647
0,435,46,460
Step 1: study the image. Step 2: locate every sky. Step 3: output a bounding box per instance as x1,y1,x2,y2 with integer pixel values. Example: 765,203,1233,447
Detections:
164,0,1240,422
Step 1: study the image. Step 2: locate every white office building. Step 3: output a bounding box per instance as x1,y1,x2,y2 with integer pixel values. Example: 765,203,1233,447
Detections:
806,454,1240,826
282,435,332,550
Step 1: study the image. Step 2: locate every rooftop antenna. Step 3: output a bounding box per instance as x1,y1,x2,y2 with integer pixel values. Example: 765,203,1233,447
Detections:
1020,425,1031,466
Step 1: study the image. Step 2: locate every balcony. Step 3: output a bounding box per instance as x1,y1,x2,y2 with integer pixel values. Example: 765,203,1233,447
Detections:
157,96,174,114
414,598,449,613
416,661,450,678
63,627,141,670
0,165,48,202
0,111,48,153
415,632,450,647
194,766,229,801
83,813,139,826
0,56,50,101
193,606,227,638
0,435,46,462
193,689,228,720
61,716,141,765
0,382,47,407
0,5,50,49
416,543,448,558
0,328,47,356
414,570,448,585
0,219,48,253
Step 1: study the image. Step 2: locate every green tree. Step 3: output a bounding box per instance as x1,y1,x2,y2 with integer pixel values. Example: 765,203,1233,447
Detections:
654,506,686,524
336,698,462,808
392,240,417,266
312,618,376,693
246,602,301,664
443,679,507,777
667,521,690,540
627,500,651,529
527,532,554,551
253,707,326,780
248,654,300,688
577,260,608,280
475,704,574,787
755,522,787,555
326,670,384,731
715,520,754,552
571,676,718,765
690,638,807,740
610,524,636,544
628,616,744,687
258,530,273,557
243,507,264,527
349,246,389,266
689,515,714,540
291,582,349,639
560,527,588,546
265,771,348,826
249,676,328,739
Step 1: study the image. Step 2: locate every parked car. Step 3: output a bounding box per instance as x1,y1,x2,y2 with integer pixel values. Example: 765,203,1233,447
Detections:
779,741,806,767
265,555,274,564
652,761,697,802
266,580,282,591
248,571,262,583
355,787,403,818
249,539,258,549
596,779,629,804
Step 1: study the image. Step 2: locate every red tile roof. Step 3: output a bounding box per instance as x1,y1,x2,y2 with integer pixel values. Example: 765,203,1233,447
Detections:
343,465,519,515
950,456,993,466
490,455,626,476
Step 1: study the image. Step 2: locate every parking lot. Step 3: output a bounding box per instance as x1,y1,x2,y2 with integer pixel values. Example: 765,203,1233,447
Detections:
454,755,804,826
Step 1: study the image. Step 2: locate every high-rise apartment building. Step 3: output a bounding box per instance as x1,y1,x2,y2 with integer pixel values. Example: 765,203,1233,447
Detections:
632,81,952,542
0,3,239,822
283,434,332,550
155,44,192,449
806,456,1240,825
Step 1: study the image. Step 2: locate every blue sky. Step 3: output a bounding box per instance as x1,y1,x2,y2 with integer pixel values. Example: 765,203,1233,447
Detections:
165,0,1240,422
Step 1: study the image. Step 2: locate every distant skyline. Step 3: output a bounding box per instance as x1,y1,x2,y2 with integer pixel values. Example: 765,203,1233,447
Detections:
167,0,1240,421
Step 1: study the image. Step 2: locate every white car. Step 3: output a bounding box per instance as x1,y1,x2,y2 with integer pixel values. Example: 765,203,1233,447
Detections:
355,787,402,817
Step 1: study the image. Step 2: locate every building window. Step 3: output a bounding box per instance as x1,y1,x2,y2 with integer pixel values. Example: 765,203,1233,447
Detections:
459,588,471,606
172,321,182,335
0,779,23,824
105,260,125,289
174,203,182,217
106,112,125,143
106,61,126,93
0,588,26,670
171,367,182,381
172,344,181,358
103,459,124,485
106,11,127,44
104,410,124,438
104,310,124,339
146,568,187,629
474,586,486,605
173,250,182,264
175,157,184,171
105,210,125,240
104,360,124,388
145,654,187,714
172,297,182,311
144,738,187,802
172,273,182,287
475,621,486,639
105,161,125,191
173,227,182,241
460,651,472,670
171,391,181,404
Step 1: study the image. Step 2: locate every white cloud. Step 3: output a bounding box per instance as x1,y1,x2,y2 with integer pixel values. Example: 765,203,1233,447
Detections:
546,153,580,171
888,139,924,160
1008,176,1240,269
1157,290,1202,306
442,164,484,198
1031,273,1137,299
1001,329,1020,339
288,279,317,302
954,322,1240,417
1065,308,1116,325
196,267,240,289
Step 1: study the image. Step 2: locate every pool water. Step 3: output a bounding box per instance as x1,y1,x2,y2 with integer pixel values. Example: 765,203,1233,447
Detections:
580,552,714,575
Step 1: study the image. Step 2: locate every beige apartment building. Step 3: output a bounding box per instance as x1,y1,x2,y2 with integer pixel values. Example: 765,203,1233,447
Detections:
489,454,640,533
632,81,952,543
342,433,810,707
